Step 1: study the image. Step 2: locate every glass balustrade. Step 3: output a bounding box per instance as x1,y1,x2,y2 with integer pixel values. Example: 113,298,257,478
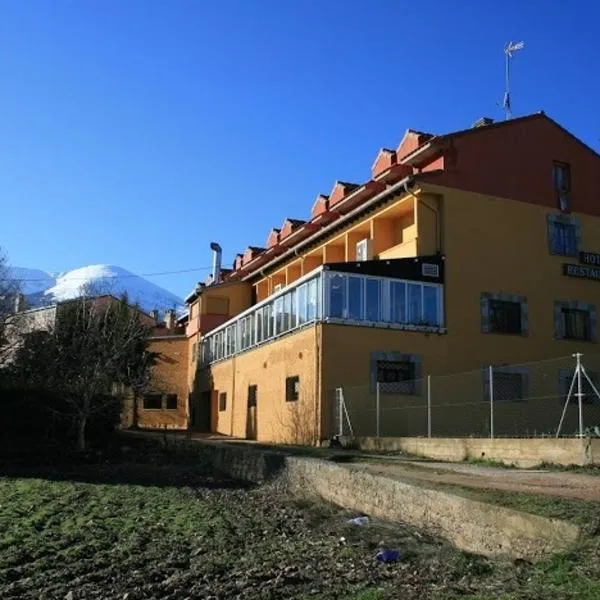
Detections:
202,268,444,364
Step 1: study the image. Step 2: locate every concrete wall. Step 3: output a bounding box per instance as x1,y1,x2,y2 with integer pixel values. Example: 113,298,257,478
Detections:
358,436,600,468
160,437,580,561
284,458,579,561
206,325,321,443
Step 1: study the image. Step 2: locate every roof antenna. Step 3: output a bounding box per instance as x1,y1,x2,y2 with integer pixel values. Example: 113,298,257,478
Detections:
503,41,524,120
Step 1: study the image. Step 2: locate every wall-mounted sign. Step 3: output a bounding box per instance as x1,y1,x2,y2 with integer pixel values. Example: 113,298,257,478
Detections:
563,263,600,281
579,252,600,266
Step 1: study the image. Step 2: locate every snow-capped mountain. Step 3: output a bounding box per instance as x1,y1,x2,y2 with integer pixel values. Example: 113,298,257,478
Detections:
11,264,185,316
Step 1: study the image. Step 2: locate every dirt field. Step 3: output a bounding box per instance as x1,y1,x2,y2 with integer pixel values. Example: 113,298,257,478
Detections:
2,436,599,599
0,464,504,600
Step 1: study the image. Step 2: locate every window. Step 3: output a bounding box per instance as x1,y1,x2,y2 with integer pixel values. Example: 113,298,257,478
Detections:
376,360,416,395
553,222,577,255
484,368,528,402
226,325,236,355
326,273,442,327
297,283,308,325
166,394,178,410
489,299,522,334
390,281,406,323
553,162,571,212
481,293,527,335
554,301,596,342
371,352,422,395
307,278,319,321
329,274,345,318
248,385,257,408
255,308,263,344
559,370,600,405
283,291,292,330
365,279,382,322
563,308,591,341
202,272,442,366
493,372,524,401
423,286,439,326
218,392,227,411
407,283,422,323
289,289,297,329
285,376,300,402
263,303,272,339
547,215,579,257
274,297,284,334
143,394,162,409
347,277,363,320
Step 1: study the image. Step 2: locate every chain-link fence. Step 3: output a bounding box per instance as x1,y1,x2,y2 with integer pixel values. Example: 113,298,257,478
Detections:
329,353,600,439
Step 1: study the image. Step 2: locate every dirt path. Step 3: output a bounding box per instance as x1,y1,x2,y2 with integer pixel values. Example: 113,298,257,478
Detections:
355,459,600,502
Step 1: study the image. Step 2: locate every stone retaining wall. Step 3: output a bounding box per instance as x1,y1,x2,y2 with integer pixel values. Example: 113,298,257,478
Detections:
358,436,600,468
172,438,580,561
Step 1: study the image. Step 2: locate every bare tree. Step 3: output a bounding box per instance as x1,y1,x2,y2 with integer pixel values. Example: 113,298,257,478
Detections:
124,345,159,429
10,292,155,451
0,249,22,370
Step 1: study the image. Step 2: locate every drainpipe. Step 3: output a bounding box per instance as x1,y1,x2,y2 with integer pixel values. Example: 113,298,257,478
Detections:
210,242,222,284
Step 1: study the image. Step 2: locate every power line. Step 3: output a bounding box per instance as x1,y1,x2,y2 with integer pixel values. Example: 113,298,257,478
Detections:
2,265,214,283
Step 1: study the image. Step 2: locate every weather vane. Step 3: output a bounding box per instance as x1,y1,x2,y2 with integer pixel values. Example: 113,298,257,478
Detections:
503,41,525,120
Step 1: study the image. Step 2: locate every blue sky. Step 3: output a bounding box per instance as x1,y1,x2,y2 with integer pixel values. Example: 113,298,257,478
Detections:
1,0,599,298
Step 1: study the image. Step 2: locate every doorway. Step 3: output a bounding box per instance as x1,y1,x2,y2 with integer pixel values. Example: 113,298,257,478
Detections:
190,391,211,431
246,385,257,440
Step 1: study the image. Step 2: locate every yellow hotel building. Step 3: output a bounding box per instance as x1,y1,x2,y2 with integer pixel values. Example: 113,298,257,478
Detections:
147,113,600,443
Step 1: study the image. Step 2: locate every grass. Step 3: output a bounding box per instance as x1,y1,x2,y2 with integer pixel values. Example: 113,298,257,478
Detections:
0,463,495,600
2,436,600,599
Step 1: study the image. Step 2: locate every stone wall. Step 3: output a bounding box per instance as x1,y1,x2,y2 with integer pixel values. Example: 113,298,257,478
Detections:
358,436,600,468
163,437,581,561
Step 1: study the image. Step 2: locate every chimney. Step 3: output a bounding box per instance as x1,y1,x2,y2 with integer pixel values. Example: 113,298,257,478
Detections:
210,242,222,284
165,309,175,331
14,293,26,313
472,117,494,128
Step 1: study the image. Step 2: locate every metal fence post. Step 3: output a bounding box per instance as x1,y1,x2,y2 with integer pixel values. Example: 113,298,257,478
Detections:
376,382,381,437
427,375,432,438
334,388,343,437
489,365,494,439
575,352,584,437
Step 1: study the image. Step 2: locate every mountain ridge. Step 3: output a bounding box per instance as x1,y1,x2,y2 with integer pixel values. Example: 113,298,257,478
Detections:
10,264,185,316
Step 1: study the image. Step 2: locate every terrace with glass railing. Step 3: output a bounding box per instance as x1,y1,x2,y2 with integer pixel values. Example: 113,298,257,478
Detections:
202,260,445,365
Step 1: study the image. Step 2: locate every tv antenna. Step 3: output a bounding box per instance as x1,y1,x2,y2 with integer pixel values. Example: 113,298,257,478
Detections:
503,40,524,120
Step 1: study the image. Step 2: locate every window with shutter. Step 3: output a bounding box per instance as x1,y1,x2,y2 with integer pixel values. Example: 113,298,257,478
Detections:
553,162,571,213
554,301,596,342
547,215,579,257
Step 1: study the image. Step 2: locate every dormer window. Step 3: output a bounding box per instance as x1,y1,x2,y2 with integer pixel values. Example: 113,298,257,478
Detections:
553,161,571,213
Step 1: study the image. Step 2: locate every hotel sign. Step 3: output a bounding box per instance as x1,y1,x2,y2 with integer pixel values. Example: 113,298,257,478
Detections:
563,251,600,281
563,263,600,281
579,252,600,266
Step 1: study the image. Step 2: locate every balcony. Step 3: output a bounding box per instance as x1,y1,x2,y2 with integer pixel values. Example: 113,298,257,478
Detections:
378,239,418,260
202,257,445,365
